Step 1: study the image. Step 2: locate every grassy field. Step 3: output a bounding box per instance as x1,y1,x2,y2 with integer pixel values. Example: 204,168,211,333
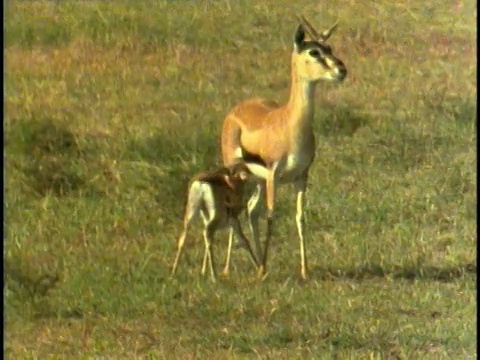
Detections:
4,0,476,358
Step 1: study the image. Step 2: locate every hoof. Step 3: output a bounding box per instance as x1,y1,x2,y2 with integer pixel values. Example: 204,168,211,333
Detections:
257,266,268,281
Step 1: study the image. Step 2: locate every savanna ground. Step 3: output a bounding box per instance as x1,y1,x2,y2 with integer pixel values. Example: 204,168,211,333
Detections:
4,0,477,358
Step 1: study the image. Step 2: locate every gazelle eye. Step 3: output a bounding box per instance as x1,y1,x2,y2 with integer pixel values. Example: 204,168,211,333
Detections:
309,49,320,58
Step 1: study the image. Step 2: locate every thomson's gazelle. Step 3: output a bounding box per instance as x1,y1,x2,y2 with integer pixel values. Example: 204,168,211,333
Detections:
221,16,347,279
171,163,259,281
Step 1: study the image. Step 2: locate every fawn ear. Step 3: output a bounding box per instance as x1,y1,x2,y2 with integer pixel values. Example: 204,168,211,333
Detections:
238,170,249,181
223,174,234,187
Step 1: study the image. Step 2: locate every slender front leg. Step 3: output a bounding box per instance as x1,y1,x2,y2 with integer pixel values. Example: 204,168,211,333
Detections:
294,177,308,279
230,217,259,269
222,227,234,276
247,182,265,264
260,171,276,278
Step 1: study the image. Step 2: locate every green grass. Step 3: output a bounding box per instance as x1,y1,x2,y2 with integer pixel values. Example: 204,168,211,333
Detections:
5,0,476,358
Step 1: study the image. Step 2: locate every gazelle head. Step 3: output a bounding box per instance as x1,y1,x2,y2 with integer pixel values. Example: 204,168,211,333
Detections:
292,15,347,83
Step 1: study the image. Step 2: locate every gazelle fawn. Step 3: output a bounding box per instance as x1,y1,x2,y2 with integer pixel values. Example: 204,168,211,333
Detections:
171,163,259,281
221,16,347,279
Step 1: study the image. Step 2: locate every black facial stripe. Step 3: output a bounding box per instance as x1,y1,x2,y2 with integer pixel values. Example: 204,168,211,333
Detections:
296,41,316,53
317,56,329,68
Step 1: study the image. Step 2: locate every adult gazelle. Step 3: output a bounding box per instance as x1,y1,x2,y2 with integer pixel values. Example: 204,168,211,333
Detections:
221,16,347,279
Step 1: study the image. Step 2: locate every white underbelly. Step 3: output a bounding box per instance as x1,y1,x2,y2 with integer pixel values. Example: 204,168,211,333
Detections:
235,146,313,182
245,163,269,180
244,153,312,183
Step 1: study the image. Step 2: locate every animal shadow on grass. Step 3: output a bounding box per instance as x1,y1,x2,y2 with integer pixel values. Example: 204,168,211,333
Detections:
310,262,476,282
3,257,83,320
7,118,110,197
5,257,86,320
5,258,60,299
8,117,150,199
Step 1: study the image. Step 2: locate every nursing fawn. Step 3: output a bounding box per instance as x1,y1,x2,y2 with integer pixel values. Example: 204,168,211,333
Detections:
171,163,259,281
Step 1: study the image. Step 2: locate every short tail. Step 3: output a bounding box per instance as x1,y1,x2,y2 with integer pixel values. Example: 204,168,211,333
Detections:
221,115,243,166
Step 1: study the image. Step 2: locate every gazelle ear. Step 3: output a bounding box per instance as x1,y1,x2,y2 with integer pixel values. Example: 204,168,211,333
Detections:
320,21,338,42
294,25,305,52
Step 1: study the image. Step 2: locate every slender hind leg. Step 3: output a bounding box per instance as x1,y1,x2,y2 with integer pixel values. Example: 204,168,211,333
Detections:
172,203,198,276
172,181,202,277
199,187,219,281
171,229,188,276
201,242,209,276
201,220,218,281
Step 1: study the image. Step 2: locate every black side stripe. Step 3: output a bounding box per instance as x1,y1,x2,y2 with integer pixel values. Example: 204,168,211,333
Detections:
239,144,268,167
